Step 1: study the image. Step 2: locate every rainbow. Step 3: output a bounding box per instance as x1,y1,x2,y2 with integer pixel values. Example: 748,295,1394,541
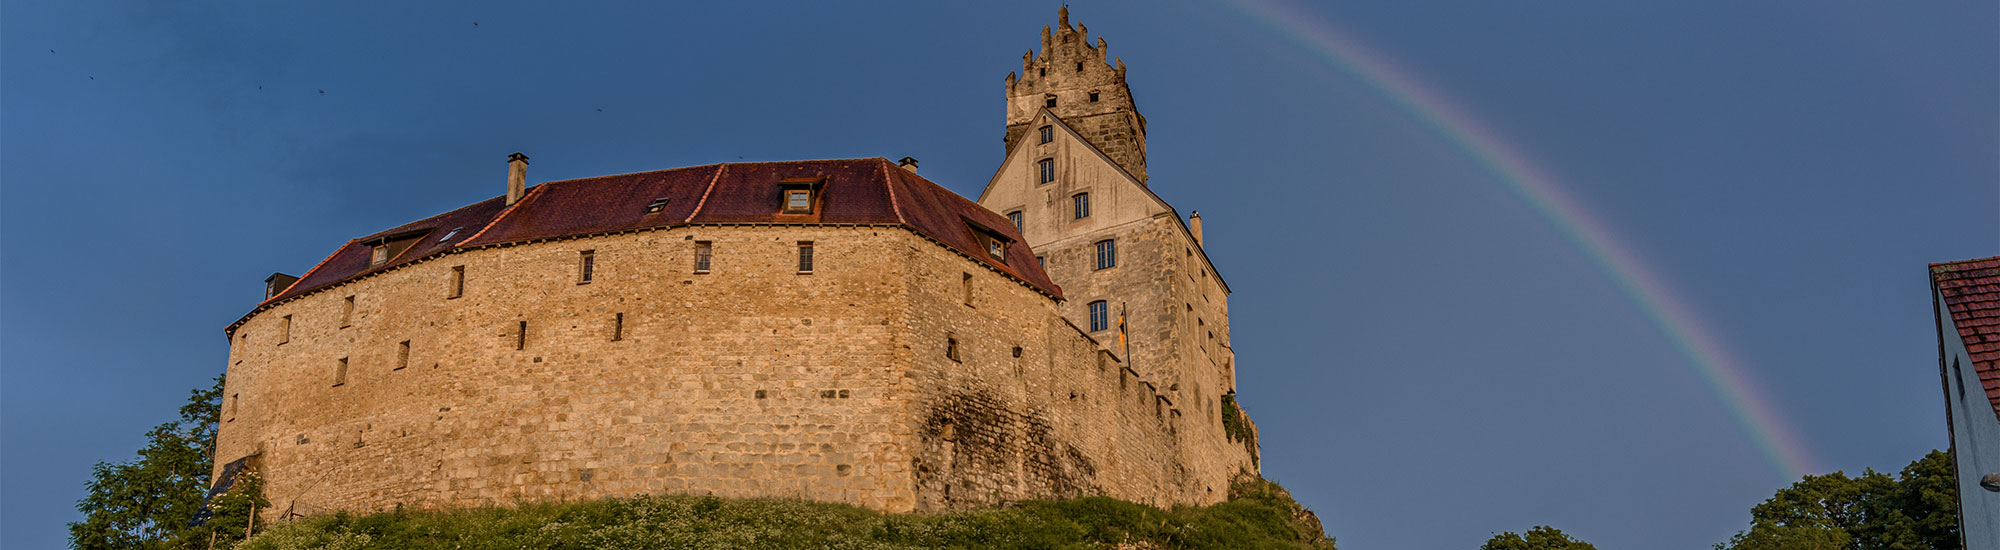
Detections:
1214,0,1816,481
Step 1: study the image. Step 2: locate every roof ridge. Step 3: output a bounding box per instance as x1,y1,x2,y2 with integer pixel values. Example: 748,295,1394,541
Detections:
719,157,885,167
263,238,353,306
537,163,724,187
460,184,547,245
879,158,908,224
685,164,728,223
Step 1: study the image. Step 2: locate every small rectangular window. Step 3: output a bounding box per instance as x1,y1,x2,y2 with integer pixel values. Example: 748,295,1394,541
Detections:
1007,211,1023,231
962,273,974,306
612,313,624,342
1073,193,1091,220
1089,91,1100,102
1038,126,1053,144
333,357,348,387
340,296,355,328
946,336,961,362
395,340,411,370
1044,95,1057,108
1089,301,1109,332
1036,256,1045,268
1038,159,1055,184
449,265,465,298
694,242,712,273
579,250,595,284
784,190,813,213
370,245,389,266
798,242,814,273
279,315,291,344
1095,240,1117,270
985,236,1006,262
227,393,238,422
516,321,528,350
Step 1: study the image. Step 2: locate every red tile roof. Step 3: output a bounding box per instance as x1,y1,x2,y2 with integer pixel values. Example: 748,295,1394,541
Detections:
1933,256,2000,421
239,158,1060,331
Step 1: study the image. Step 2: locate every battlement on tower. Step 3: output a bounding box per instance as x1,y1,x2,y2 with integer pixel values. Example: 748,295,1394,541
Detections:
1004,7,1149,183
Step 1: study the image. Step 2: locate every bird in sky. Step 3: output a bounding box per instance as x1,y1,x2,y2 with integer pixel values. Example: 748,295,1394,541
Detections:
473,21,479,27
318,90,325,95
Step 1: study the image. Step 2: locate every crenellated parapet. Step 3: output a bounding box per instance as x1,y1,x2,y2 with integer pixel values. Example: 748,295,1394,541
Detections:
1002,7,1148,183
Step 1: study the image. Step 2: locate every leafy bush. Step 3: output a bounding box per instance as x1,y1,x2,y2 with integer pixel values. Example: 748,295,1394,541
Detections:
237,475,1332,550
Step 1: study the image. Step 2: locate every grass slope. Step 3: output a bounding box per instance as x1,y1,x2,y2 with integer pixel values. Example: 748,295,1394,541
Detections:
237,476,1332,550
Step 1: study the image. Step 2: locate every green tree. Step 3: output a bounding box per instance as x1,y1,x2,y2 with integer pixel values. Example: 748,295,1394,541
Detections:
70,374,265,550
1481,525,1598,550
1719,450,1959,550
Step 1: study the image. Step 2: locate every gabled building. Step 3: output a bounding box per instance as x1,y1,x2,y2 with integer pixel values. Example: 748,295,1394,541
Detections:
1928,256,2000,550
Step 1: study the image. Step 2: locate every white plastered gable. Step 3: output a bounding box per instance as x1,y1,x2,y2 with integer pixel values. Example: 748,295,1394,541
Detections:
978,109,1172,247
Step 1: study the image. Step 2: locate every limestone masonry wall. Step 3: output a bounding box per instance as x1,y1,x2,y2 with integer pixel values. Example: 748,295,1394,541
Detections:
216,224,1248,518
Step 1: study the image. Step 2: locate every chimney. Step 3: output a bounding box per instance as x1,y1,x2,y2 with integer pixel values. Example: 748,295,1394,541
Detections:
1189,211,1204,246
897,156,919,173
506,152,530,205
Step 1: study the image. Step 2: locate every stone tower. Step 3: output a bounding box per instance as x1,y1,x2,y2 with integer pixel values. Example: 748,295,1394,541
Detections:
1004,6,1148,184
980,8,1249,484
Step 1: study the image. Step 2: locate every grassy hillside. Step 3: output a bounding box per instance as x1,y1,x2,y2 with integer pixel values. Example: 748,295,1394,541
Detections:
236,476,1331,550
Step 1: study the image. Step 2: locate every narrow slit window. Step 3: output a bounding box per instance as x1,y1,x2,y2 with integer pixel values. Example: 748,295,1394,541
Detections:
449,265,465,298
1038,159,1055,184
227,393,238,421
694,241,712,273
516,321,528,350
340,296,355,328
612,313,624,342
1094,239,1117,270
578,250,595,284
1073,193,1091,220
395,340,411,370
333,357,348,387
798,242,814,273
946,336,961,362
1038,126,1053,144
962,273,974,306
279,315,291,344
1089,301,1109,332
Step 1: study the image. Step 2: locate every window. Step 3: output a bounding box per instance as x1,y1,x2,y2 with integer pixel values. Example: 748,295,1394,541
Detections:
340,296,355,328
1044,95,1057,108
694,242,712,273
1094,239,1117,270
612,313,624,341
1036,256,1045,268
278,315,291,344
333,357,348,387
1073,193,1091,219
784,189,813,213
578,250,595,284
516,321,528,350
1038,126,1053,144
438,226,462,242
227,393,238,422
1007,211,1023,231
985,236,1007,262
449,265,465,298
946,336,961,362
371,245,389,266
395,340,410,370
962,273,974,306
1088,301,1109,332
1089,91,1100,102
1076,62,1083,72
798,242,814,273
644,197,670,213
1038,158,1055,184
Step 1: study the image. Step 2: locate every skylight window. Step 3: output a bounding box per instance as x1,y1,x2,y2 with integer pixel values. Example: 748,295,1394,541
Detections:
645,198,671,213
438,227,461,242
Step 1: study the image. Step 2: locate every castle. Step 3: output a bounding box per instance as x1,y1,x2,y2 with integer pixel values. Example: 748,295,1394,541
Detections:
211,8,1256,518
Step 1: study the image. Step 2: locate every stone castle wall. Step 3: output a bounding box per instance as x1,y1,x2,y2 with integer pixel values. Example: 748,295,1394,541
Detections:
215,224,1248,518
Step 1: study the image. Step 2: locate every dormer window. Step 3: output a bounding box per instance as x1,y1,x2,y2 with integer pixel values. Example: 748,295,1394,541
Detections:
776,176,825,214
371,245,390,266
645,197,670,213
986,237,1006,260
365,233,423,268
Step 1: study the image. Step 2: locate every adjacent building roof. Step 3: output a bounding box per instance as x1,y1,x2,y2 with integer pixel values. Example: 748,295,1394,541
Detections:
236,158,1060,332
1933,256,2000,420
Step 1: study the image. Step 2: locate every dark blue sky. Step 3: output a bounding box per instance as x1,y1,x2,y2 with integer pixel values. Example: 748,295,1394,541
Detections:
3,2,1993,549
